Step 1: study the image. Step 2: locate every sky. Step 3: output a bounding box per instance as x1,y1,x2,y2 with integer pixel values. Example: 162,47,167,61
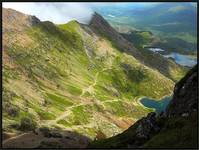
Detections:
2,2,197,24
2,2,161,24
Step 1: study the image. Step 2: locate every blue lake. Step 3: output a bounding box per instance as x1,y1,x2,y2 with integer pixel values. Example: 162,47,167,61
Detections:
147,48,197,67
140,96,172,114
164,52,197,67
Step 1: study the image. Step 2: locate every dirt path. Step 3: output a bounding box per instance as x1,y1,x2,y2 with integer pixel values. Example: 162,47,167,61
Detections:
41,64,125,131
80,67,111,98
41,102,94,126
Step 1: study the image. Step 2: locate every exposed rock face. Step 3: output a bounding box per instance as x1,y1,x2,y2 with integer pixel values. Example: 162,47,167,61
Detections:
89,12,141,57
3,8,40,33
135,112,160,140
127,112,161,147
89,12,185,82
2,8,40,52
166,64,197,117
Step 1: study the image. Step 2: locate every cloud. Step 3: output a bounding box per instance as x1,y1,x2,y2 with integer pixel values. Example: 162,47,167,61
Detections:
2,2,94,24
4,2,190,24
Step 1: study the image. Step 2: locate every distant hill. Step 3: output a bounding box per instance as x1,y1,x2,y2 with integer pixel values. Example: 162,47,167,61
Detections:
94,3,197,53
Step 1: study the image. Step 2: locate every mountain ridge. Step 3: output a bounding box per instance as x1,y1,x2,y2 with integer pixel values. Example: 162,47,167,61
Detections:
2,8,190,148
88,12,186,82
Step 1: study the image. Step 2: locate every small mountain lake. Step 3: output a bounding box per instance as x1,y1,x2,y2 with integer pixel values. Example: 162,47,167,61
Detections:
140,96,172,114
164,52,197,67
147,47,197,67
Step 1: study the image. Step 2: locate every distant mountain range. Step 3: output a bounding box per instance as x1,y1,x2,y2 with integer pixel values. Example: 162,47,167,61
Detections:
94,3,197,54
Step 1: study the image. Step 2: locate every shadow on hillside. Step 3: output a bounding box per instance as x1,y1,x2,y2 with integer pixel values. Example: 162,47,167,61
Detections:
2,128,92,148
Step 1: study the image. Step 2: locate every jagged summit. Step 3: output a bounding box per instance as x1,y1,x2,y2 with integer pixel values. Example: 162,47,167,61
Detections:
89,12,112,31
89,12,128,42
89,12,140,57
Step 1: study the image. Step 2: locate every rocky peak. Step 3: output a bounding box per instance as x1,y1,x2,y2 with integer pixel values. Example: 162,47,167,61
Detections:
89,12,122,40
89,12,111,29
89,12,140,58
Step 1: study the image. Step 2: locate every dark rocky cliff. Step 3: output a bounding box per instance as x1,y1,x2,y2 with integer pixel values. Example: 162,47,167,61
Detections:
88,64,198,148
166,64,197,116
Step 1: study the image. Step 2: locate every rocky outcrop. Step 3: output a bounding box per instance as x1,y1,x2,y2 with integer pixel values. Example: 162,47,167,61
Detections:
166,64,197,117
135,112,160,140
127,112,161,148
89,12,141,58
3,8,40,33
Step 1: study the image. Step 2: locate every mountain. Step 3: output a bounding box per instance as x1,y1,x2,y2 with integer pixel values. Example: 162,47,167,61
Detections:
94,3,197,54
121,30,197,55
88,64,198,148
2,8,186,148
88,13,186,82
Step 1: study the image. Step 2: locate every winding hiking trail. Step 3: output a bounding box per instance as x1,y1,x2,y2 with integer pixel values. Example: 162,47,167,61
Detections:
40,102,93,127
40,62,133,130
41,67,114,128
80,67,111,98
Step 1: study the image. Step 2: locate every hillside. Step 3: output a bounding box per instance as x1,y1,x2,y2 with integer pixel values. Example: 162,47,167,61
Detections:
121,30,197,55
89,13,186,82
88,64,198,148
2,8,186,148
95,3,197,54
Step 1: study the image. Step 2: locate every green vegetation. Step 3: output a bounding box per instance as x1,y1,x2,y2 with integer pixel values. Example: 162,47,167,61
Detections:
37,111,56,120
19,116,37,131
3,10,185,140
144,112,197,148
57,119,71,127
104,100,151,118
121,31,153,48
69,105,92,125
46,93,73,108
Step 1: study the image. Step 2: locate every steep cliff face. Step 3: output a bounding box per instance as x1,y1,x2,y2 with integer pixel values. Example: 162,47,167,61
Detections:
89,12,140,56
166,64,197,116
88,64,198,148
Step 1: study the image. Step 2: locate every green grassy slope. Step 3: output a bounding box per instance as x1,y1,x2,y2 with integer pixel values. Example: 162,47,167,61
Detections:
3,10,182,139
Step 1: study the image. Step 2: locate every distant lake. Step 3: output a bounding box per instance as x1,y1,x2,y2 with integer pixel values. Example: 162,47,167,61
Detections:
148,47,164,52
147,47,197,67
164,52,197,67
140,96,172,114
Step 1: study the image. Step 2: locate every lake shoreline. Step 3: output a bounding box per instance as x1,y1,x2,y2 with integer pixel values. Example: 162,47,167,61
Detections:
136,94,173,113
